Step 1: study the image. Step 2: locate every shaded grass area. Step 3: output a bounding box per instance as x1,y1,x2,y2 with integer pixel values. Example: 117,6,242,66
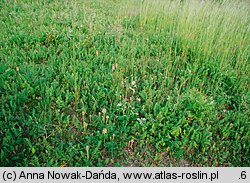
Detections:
0,0,249,166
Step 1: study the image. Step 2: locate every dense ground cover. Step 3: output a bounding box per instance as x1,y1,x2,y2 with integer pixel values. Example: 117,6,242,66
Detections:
0,0,249,166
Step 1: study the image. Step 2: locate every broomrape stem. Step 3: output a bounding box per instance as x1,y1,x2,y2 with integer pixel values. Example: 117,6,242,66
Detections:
86,146,89,160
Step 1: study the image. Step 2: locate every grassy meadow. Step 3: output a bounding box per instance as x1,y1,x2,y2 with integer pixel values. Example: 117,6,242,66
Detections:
0,0,249,166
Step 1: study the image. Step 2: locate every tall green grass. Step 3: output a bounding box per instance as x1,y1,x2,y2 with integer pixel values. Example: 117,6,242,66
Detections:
0,0,249,166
